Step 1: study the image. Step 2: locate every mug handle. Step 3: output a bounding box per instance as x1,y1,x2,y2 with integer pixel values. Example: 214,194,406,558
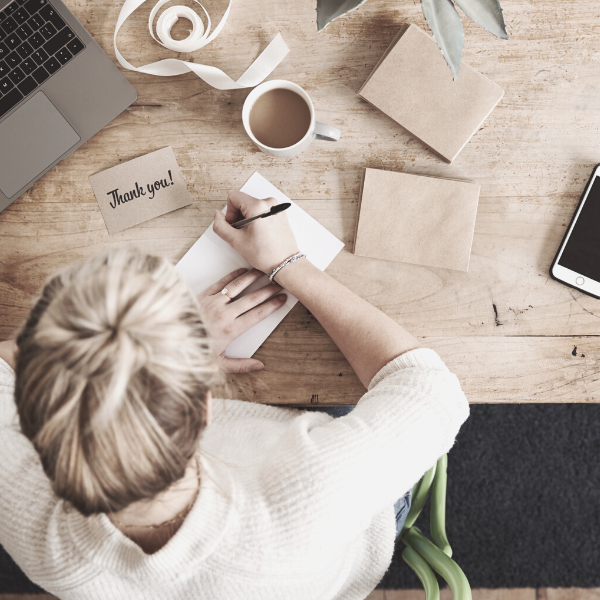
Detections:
314,122,341,142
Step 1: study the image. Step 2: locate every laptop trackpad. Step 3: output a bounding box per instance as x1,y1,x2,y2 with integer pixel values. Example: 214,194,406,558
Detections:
0,92,80,199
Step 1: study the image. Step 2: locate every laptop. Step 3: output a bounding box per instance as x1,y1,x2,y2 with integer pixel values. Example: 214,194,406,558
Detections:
0,0,137,212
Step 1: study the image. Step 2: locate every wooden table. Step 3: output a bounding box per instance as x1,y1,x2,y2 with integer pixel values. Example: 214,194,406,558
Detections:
1,0,599,405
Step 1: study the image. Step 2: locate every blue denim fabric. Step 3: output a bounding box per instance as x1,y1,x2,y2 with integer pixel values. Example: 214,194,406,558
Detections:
300,405,412,538
394,490,412,538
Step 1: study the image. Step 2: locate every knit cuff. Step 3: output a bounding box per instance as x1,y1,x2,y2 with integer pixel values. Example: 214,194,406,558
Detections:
368,348,449,391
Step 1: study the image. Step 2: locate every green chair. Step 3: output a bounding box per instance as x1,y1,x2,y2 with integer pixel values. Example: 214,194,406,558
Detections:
397,454,472,600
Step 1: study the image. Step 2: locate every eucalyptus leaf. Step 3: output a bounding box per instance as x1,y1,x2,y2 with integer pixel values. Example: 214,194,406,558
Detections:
421,0,464,80
317,0,369,31
453,0,508,39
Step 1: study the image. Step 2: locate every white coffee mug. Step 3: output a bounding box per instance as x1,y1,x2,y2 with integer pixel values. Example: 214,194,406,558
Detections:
242,80,341,158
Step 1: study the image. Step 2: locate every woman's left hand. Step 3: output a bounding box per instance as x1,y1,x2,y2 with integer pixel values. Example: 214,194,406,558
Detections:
197,268,287,373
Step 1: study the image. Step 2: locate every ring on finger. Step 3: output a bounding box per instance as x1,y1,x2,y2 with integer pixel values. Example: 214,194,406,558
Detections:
219,269,262,301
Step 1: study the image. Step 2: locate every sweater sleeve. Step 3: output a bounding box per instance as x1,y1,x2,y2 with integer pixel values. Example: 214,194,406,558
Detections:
0,357,61,581
260,348,469,544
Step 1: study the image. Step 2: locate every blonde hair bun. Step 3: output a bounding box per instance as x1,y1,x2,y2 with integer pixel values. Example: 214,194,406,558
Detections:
15,248,217,515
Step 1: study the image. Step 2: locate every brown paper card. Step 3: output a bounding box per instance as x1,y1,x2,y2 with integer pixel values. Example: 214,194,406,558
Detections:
89,147,192,234
353,168,480,272
358,24,504,163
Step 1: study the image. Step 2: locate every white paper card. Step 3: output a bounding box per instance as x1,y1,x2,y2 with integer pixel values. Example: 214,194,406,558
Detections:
176,172,344,358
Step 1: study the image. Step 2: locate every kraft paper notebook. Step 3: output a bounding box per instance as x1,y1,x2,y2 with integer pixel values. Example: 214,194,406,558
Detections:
353,168,480,272
358,24,504,163
176,172,344,358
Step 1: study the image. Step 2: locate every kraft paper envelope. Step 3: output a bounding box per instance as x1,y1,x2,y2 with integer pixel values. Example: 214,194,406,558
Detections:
358,24,504,163
353,168,480,272
89,147,192,234
176,172,344,358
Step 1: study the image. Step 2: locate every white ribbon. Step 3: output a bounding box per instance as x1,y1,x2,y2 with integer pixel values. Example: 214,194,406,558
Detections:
114,0,289,90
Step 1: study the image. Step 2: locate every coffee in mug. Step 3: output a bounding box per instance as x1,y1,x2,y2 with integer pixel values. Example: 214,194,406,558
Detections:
242,80,341,158
249,89,311,149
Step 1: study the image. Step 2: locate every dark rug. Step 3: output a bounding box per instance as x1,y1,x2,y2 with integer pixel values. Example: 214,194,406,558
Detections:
0,546,44,594
379,404,600,589
2,404,600,593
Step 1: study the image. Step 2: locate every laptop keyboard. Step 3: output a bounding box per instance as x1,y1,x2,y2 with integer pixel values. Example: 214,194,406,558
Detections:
0,0,85,119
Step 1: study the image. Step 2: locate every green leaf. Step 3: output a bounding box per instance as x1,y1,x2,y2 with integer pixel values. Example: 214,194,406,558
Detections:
454,0,508,39
421,0,464,80
316,0,369,32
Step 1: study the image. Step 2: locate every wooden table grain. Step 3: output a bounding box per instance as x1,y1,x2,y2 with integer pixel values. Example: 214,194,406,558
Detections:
1,0,599,405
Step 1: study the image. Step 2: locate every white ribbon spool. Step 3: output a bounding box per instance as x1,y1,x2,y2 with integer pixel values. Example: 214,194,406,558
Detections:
114,0,289,89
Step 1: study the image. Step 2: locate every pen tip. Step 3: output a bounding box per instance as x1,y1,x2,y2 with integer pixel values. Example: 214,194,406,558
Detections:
271,202,291,214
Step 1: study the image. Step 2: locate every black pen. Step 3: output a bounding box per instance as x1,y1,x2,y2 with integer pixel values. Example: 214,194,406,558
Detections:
231,202,291,229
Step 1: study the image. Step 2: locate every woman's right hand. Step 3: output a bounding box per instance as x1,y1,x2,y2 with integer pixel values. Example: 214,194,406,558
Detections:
213,191,300,275
213,191,421,389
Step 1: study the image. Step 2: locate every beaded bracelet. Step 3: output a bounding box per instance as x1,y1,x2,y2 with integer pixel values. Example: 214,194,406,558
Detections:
268,252,306,283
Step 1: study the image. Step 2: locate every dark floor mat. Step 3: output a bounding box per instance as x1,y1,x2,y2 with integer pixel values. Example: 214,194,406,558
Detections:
0,544,45,594
379,403,600,589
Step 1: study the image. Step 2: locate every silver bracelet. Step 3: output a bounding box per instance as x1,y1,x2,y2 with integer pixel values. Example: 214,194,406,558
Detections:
268,252,306,283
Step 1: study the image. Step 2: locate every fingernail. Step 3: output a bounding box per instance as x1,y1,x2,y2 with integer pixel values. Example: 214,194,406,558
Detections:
252,362,265,371
277,294,287,301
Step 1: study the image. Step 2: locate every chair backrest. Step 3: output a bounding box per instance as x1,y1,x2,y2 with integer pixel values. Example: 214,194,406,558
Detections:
397,454,472,600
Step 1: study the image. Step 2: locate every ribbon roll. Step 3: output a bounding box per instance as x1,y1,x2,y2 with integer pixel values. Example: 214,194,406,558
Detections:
114,0,289,90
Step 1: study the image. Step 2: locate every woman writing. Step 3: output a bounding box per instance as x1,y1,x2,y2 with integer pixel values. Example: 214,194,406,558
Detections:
0,191,469,600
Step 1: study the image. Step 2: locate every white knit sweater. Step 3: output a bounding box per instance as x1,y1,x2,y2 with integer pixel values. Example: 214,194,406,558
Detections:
0,348,469,600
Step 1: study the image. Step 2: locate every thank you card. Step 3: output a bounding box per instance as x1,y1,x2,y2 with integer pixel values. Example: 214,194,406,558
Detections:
89,146,192,234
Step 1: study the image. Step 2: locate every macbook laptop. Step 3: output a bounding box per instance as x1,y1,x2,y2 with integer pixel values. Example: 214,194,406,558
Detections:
0,0,137,212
